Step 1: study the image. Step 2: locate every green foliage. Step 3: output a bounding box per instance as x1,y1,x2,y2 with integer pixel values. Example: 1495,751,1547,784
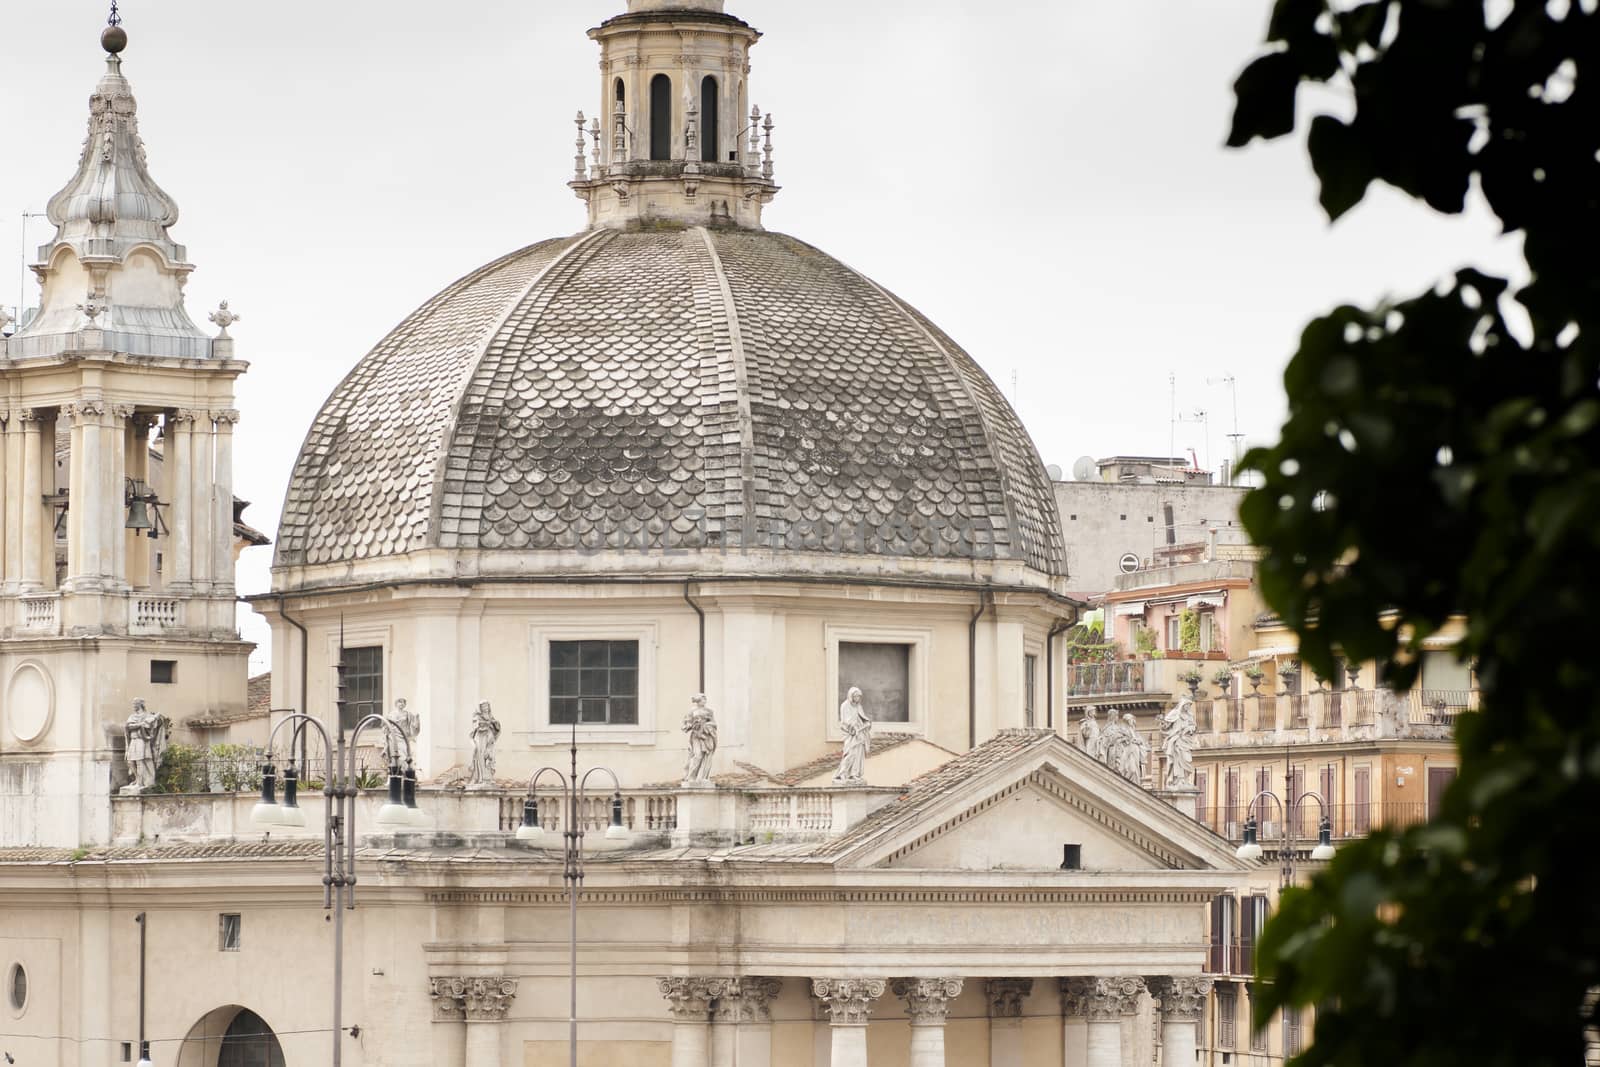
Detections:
1178,608,1201,653
1178,667,1204,688
1133,625,1159,659
1244,663,1266,682
1211,667,1234,688
1065,618,1118,664
207,744,264,793
1230,2,1600,1064
153,743,204,795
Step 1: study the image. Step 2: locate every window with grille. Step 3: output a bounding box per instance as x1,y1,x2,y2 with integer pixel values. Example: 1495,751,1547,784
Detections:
339,646,383,733
1215,983,1237,1049
550,640,639,725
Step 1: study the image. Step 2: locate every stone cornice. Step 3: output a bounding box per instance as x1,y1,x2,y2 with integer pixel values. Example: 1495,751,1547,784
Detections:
423,886,1218,907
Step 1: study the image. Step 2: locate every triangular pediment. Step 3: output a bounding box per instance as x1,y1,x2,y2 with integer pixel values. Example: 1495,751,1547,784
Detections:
821,730,1249,872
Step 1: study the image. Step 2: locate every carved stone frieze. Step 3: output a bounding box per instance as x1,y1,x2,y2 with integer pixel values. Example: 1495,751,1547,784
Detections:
1060,976,1146,1020
986,977,1033,1018
429,976,519,1022
1148,976,1213,1021
710,976,782,1025
891,977,964,1025
811,977,886,1026
657,976,731,1020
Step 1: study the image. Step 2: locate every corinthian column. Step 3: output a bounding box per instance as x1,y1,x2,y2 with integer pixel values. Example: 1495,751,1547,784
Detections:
461,977,518,1067
812,978,885,1067
1148,977,1211,1067
18,409,44,589
892,977,964,1067
986,978,1032,1067
167,409,194,589
211,409,238,594
1062,977,1145,1067
710,977,781,1067
659,977,725,1067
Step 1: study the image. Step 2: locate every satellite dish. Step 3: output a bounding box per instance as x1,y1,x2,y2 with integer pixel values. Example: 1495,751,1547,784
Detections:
1119,552,1141,574
1046,463,1064,480
1071,456,1097,482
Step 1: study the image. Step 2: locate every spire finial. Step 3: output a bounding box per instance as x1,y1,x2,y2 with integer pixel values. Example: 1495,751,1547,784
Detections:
208,301,240,339
102,2,127,54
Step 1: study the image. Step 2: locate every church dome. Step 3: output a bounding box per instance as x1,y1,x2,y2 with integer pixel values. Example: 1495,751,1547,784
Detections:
274,227,1065,584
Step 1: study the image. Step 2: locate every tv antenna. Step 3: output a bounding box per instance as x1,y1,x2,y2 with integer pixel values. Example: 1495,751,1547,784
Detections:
1208,374,1243,472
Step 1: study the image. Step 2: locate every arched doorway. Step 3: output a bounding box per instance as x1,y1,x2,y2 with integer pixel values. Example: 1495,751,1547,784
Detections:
178,1006,286,1067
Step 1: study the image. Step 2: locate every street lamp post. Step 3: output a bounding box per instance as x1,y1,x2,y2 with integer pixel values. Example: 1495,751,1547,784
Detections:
251,670,422,1067
513,724,628,1067
1236,787,1335,887
135,912,151,1067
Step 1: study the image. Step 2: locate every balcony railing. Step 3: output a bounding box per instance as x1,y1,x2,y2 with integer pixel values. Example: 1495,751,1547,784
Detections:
1065,661,1147,697
130,596,182,634
495,790,679,833
1197,801,1430,842
19,595,60,635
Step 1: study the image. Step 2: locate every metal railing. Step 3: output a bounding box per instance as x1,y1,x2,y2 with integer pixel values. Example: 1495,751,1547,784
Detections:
1198,801,1429,842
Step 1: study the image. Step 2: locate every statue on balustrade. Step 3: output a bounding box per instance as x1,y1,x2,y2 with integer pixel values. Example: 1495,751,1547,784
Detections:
833,686,871,785
120,698,169,794
1162,695,1198,788
1120,713,1150,783
384,696,421,767
1077,705,1104,761
467,701,501,789
681,694,718,784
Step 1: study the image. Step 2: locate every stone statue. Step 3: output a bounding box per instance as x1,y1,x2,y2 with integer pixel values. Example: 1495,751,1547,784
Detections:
1120,713,1151,783
467,701,500,788
1162,696,1198,788
833,686,871,785
1077,705,1104,761
121,698,168,794
384,697,421,766
681,693,718,784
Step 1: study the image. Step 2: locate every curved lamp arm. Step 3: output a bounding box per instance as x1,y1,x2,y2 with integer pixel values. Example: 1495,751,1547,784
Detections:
579,766,628,840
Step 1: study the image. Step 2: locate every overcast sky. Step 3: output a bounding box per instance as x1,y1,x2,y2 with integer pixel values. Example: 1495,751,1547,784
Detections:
2,1,1523,670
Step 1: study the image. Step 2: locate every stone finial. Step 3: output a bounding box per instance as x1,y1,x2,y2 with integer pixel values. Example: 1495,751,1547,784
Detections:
574,111,589,181
761,111,775,179
612,96,628,163
208,300,239,338
747,105,762,170
892,977,964,1025
589,116,602,175
77,298,105,326
1148,976,1213,1021
985,977,1033,1018
0,307,13,334
1060,976,1146,1020
812,978,886,1025
685,100,700,162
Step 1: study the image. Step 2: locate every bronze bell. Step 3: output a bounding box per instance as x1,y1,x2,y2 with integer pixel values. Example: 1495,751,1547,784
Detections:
124,498,153,531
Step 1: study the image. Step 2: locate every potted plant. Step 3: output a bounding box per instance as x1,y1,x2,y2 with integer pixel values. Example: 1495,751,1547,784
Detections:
1178,667,1204,697
1244,663,1265,693
1278,660,1301,695
1133,626,1158,660
1211,666,1234,695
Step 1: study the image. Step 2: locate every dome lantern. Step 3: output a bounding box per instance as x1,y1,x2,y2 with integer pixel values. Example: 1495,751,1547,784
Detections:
571,1,778,230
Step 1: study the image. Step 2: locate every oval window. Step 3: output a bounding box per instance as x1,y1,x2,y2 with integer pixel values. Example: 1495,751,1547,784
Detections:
8,963,26,1012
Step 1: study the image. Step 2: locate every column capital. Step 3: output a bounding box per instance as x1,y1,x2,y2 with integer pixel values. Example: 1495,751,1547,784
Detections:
657,976,730,1020
429,976,519,1022
69,397,106,419
711,976,783,1024
891,977,964,1025
1060,976,1146,1020
131,412,158,432
110,403,135,420
212,408,241,426
16,407,44,425
985,977,1033,1019
811,977,886,1026
171,408,201,425
1147,976,1213,1021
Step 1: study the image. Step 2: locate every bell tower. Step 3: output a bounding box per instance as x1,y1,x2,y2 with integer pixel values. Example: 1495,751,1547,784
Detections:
570,0,779,229
0,17,255,845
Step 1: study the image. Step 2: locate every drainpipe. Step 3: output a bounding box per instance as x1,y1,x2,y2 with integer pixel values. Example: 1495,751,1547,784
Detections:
683,580,705,693
1045,618,1072,730
968,591,991,750
278,593,310,769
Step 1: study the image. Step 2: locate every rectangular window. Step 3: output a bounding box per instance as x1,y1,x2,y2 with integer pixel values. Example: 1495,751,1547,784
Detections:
1283,1006,1303,1058
1215,983,1237,1050
1166,615,1181,651
219,913,241,952
150,659,176,684
1240,894,1267,973
838,642,910,723
340,645,383,733
1209,893,1238,973
1023,653,1038,728
1354,766,1372,834
1199,611,1214,652
550,640,639,725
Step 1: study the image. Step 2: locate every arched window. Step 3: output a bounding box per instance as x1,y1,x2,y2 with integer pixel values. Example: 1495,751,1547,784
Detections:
615,78,625,107
700,75,719,163
217,1008,286,1067
650,74,672,161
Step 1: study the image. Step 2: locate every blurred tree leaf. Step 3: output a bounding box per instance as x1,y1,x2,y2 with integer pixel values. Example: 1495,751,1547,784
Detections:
1229,1,1600,1064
